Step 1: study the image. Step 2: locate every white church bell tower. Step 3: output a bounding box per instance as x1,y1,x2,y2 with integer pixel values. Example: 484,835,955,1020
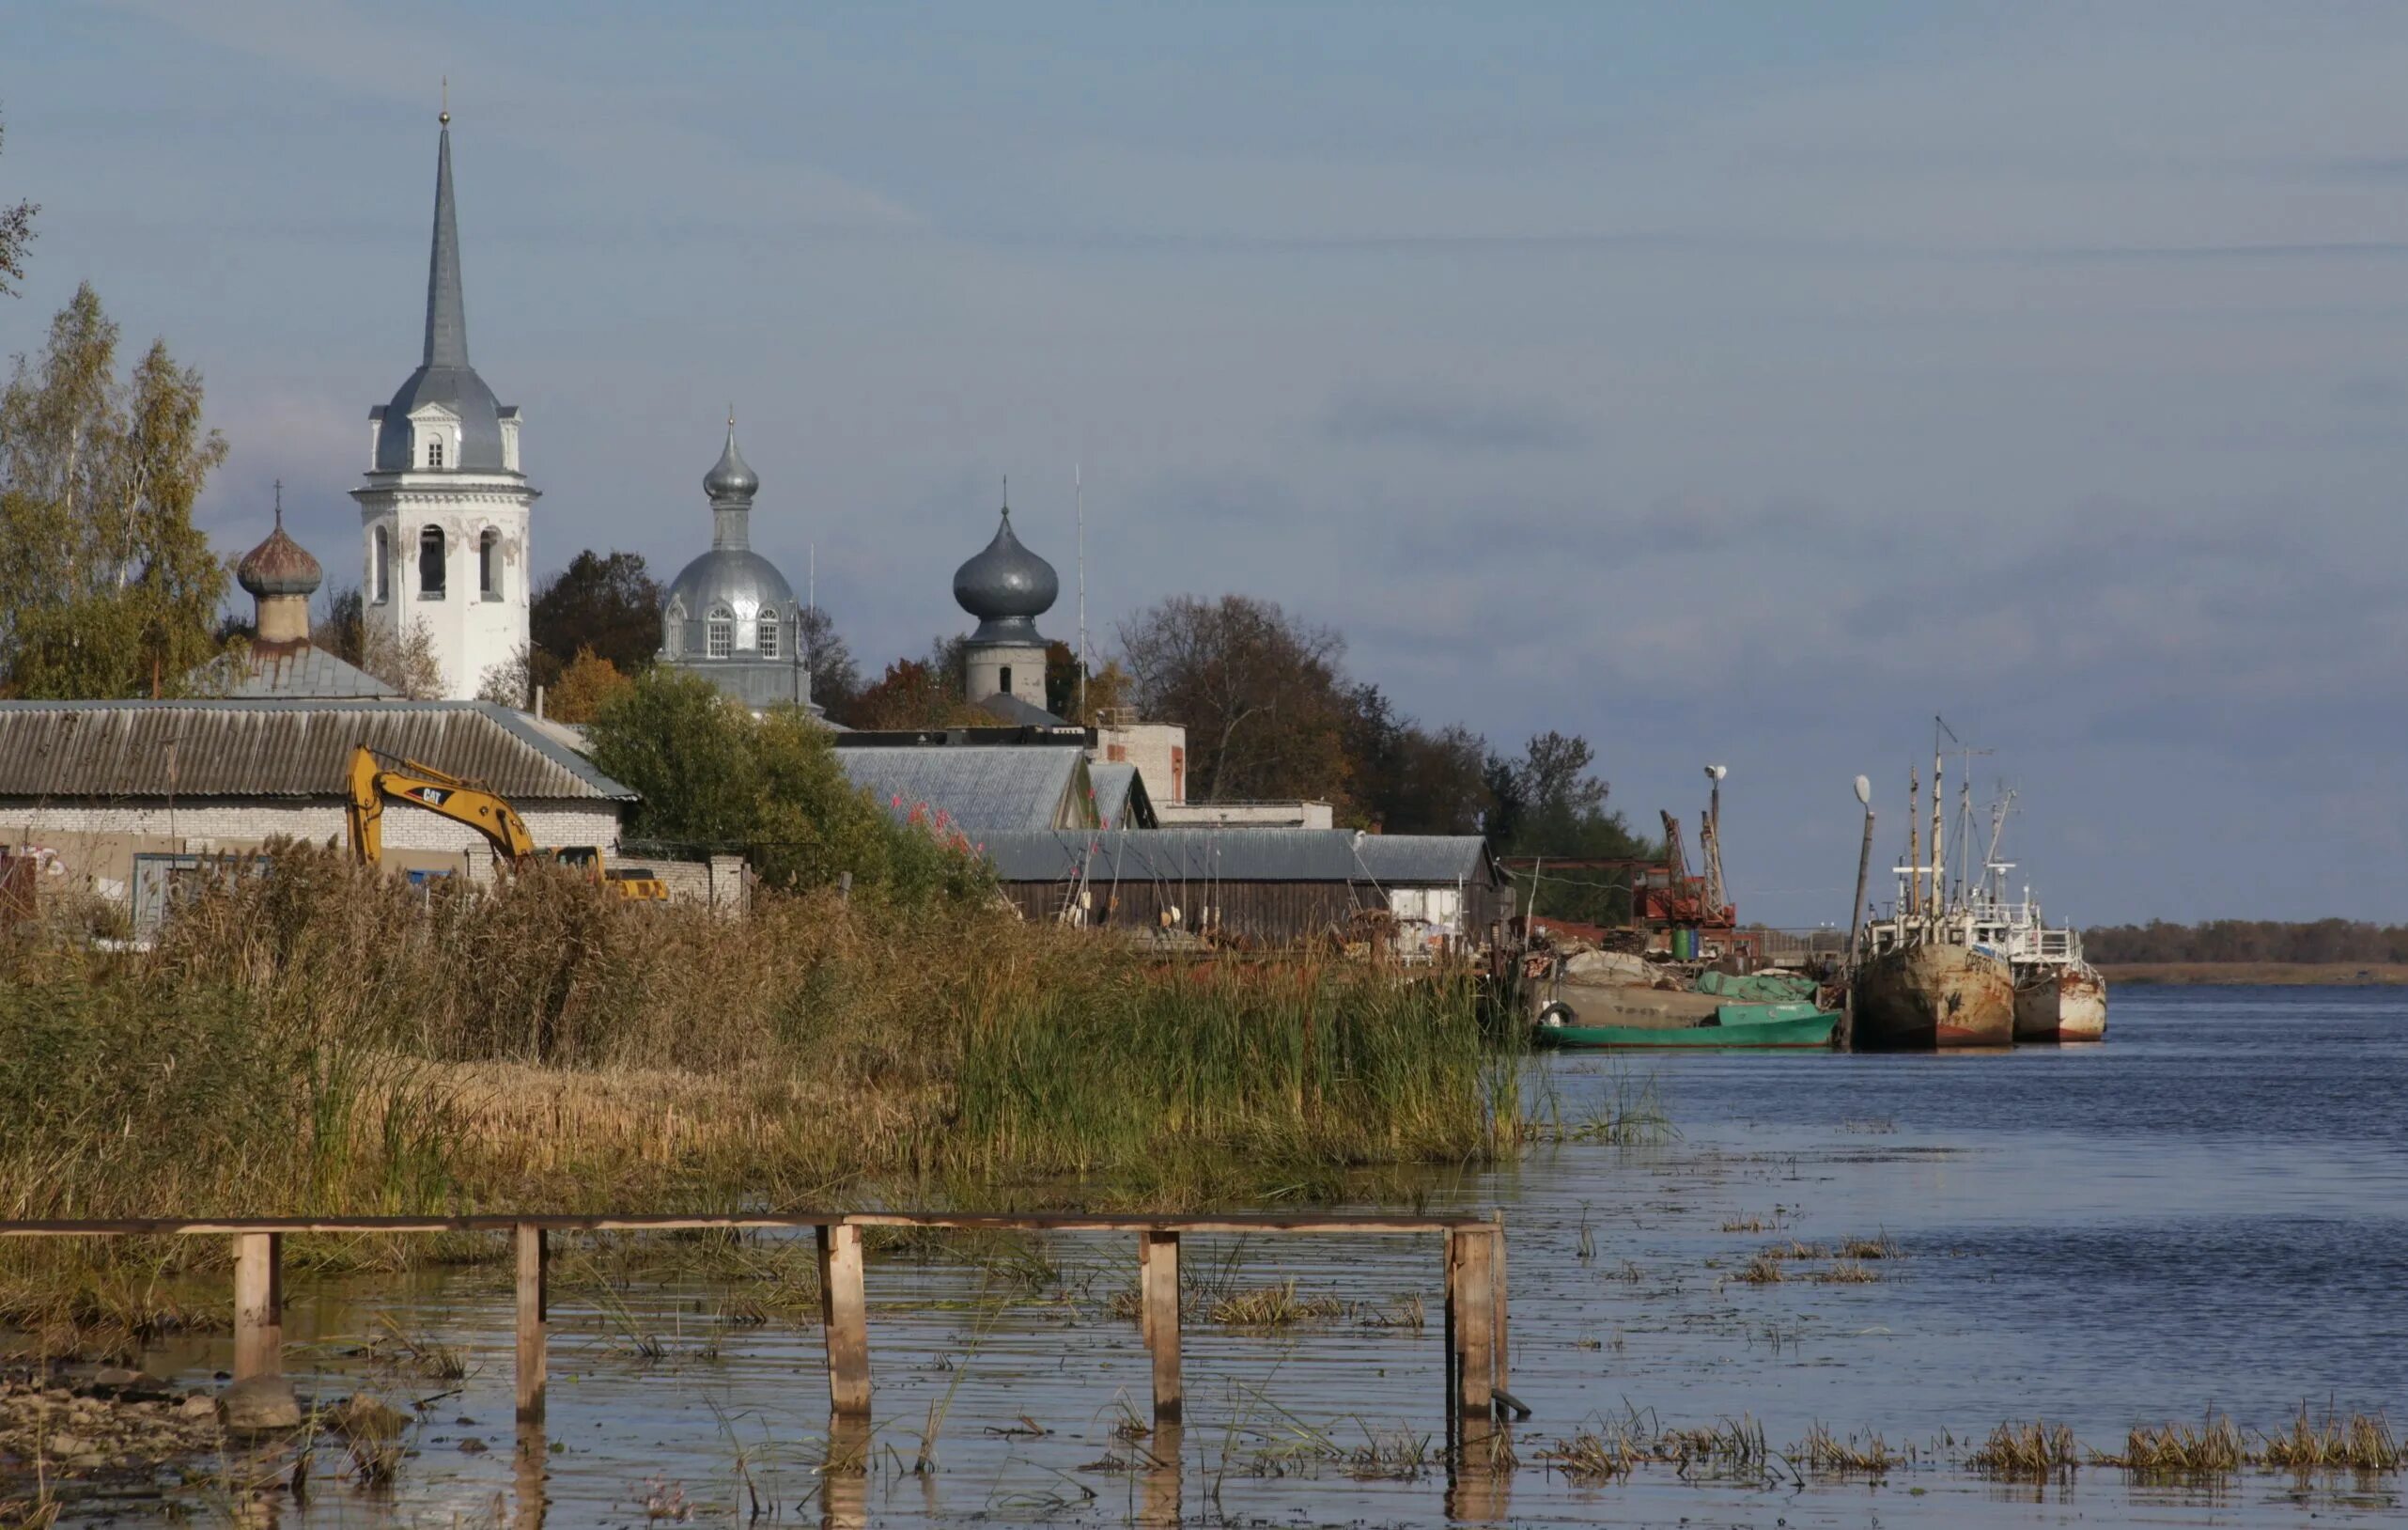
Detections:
352,106,537,700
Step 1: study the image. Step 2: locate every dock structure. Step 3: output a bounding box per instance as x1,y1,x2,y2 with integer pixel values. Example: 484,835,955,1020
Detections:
0,1210,1513,1437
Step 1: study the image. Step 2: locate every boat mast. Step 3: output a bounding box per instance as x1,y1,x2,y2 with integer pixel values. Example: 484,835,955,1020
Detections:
1906,765,1921,919
1930,731,1946,917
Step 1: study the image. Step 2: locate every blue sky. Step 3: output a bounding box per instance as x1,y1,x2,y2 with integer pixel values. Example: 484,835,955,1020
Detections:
6,1,2404,924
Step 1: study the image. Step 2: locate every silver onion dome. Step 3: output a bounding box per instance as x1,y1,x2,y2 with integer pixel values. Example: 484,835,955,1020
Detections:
953,505,1058,644
704,416,758,503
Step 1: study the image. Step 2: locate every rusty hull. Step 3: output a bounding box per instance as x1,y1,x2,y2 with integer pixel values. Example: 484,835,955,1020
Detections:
1854,941,2014,1049
2013,964,2108,1043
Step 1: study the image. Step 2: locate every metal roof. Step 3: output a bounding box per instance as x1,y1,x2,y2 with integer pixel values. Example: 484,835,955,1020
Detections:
954,507,1057,643
194,643,408,701
1087,762,1157,830
0,700,635,802
834,745,1093,833
974,692,1066,727
977,828,1498,886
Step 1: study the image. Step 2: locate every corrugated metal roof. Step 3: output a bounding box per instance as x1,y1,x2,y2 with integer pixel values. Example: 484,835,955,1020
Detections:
834,745,1091,833
0,700,635,802
978,828,1497,886
1087,762,1157,830
195,644,408,700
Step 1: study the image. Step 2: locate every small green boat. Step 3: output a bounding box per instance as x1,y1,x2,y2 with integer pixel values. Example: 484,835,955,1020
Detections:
1532,999,1839,1051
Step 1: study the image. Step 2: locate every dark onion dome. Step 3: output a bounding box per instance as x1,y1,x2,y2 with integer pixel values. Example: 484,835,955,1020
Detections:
953,506,1058,644
704,416,758,503
235,516,322,599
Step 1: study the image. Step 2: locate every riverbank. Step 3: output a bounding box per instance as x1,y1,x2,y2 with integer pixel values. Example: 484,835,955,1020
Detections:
0,842,1519,1339
2100,961,2408,986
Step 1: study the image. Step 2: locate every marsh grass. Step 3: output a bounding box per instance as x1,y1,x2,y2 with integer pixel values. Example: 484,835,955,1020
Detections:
1206,1281,1346,1328
2101,1415,2247,1479
1969,1420,2081,1480
2258,1406,2401,1474
0,845,1515,1329
1811,1259,1881,1284
1793,1423,1897,1475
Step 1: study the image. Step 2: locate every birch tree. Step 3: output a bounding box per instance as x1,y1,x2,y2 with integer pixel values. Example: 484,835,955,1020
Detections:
0,283,229,696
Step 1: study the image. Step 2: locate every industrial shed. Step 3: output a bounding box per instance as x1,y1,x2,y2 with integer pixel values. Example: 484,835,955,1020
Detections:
979,828,1509,957
0,699,637,919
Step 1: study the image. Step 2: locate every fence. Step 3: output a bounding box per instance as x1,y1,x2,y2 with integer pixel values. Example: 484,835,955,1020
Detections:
0,1210,1515,1437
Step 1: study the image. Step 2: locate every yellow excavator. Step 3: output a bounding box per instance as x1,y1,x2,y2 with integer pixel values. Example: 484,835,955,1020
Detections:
344,744,666,900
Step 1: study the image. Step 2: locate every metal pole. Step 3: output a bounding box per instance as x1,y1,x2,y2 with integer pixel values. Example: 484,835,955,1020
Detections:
1843,804,1874,1052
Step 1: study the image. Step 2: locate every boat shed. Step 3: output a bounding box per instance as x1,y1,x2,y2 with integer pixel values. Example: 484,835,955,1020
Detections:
979,828,1508,957
0,699,638,919
833,743,1102,833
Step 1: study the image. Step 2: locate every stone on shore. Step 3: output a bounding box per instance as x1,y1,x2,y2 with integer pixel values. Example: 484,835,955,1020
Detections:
218,1376,302,1431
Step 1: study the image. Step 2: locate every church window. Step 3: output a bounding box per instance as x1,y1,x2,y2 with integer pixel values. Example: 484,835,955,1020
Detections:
419,526,446,597
372,525,391,604
479,529,501,600
707,605,733,659
757,613,780,660
999,664,1014,695
427,437,444,470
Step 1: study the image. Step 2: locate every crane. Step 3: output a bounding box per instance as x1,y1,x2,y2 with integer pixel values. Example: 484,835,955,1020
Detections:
345,745,664,899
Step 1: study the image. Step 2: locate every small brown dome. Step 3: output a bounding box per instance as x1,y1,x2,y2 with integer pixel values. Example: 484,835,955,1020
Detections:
236,520,322,599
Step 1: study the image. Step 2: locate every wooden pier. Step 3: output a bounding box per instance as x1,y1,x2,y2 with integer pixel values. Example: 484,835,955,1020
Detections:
0,1210,1514,1435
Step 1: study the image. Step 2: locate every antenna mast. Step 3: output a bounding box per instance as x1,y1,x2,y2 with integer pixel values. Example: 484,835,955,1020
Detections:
1076,459,1088,725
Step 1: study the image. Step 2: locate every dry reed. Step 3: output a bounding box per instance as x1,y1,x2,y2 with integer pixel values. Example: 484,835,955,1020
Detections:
1968,1420,2080,1480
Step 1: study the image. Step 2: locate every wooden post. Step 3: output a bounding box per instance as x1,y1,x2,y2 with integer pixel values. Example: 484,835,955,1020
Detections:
514,1223,548,1424
1448,1229,1494,1426
1441,1231,1459,1424
1139,1230,1183,1424
1489,1214,1511,1401
1842,803,1875,1053
816,1223,872,1417
232,1232,282,1380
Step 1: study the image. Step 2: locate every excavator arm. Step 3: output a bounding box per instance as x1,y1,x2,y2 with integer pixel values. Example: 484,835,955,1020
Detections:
346,744,537,869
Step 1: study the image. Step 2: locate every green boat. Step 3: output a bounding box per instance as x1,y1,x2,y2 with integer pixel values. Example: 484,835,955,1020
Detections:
1532,999,1839,1051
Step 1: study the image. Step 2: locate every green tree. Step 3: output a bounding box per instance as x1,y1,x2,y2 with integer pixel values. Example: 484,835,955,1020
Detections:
0,283,229,696
589,668,989,906
530,549,661,690
796,604,861,716
1490,731,1655,925
1340,682,1495,834
1,109,37,297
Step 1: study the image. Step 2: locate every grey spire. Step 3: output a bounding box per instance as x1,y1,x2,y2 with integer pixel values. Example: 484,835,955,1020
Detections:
422,120,470,369
706,414,760,550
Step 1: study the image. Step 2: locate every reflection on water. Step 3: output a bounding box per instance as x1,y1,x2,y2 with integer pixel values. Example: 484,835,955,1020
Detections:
85,988,2408,1524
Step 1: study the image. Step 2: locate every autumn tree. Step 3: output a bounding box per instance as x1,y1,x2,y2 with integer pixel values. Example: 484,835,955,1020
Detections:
1343,683,1494,834
0,109,37,298
0,284,229,697
545,646,634,724
1115,594,1354,805
1044,639,1135,724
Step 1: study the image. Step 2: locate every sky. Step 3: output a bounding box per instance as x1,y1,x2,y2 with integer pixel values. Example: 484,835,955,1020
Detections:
4,0,2404,927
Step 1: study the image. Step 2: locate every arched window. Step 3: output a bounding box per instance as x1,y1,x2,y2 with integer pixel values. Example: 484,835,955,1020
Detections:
998,664,1014,695
707,604,733,659
757,611,780,660
419,526,446,597
478,528,501,600
372,525,391,604
427,437,445,469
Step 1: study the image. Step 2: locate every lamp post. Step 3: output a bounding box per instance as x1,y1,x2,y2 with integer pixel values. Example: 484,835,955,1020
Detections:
1841,774,1875,1053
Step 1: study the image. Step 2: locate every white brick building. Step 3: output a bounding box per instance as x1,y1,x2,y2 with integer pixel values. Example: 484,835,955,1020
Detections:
0,700,634,917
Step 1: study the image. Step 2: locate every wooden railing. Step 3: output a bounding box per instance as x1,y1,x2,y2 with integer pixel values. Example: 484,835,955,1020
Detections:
0,1210,1515,1436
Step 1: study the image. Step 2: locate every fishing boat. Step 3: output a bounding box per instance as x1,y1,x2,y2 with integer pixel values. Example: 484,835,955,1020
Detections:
1846,748,2014,1048
1852,915,2014,1048
1534,998,1839,1050
1963,794,2110,1043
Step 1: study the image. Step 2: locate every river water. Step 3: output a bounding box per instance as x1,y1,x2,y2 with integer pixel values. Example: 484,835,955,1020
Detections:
123,985,2408,1525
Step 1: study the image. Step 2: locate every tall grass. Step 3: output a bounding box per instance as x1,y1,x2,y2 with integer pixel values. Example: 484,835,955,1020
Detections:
0,841,1514,1259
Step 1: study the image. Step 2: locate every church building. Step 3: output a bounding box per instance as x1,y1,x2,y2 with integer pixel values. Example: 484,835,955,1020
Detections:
656,418,811,710
352,111,537,701
953,494,1060,721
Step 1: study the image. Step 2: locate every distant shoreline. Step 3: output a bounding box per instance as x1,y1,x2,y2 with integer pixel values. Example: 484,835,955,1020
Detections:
2100,961,2408,987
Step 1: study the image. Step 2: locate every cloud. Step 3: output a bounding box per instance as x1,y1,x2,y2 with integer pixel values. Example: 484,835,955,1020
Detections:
1320,383,1589,452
